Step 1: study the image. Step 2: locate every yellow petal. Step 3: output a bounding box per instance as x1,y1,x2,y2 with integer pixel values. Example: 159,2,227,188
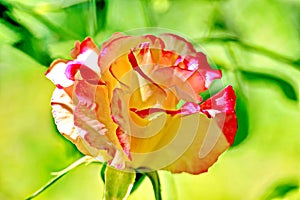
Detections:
127,113,230,174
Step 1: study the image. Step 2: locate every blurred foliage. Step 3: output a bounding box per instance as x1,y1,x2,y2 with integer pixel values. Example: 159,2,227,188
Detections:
261,178,299,200
0,0,299,199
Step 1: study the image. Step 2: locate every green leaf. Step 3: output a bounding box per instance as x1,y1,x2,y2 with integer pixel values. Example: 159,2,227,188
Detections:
104,166,136,200
145,171,162,200
262,179,299,200
220,68,249,147
241,71,298,101
130,173,146,194
232,93,249,146
100,162,107,183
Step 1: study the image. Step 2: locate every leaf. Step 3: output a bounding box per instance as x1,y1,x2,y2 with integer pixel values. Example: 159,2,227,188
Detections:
145,171,162,200
231,93,249,146
219,68,249,147
130,173,146,194
104,166,136,200
241,71,298,101
100,162,107,182
262,179,299,200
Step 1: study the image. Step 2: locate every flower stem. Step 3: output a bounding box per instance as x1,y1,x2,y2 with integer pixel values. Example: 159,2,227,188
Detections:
25,156,95,200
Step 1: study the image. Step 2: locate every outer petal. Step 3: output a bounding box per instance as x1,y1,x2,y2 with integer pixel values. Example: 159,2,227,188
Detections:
46,60,74,89
73,80,129,168
127,112,230,174
50,88,97,156
66,37,101,82
70,37,100,59
162,113,230,174
159,33,197,56
200,85,237,145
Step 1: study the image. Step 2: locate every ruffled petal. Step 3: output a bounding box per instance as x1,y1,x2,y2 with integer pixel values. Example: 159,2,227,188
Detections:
50,88,92,155
70,37,100,59
67,37,101,84
200,85,237,145
149,66,204,103
73,80,129,168
98,34,164,73
46,60,74,88
159,33,197,55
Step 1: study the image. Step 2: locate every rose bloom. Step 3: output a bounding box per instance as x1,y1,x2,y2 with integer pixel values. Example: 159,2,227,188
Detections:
46,33,237,174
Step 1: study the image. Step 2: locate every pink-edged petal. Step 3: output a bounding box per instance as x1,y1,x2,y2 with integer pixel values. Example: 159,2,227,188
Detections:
70,37,99,59
176,53,222,88
65,62,103,85
68,37,101,82
149,66,204,103
111,88,131,158
159,33,197,55
50,88,91,155
73,80,129,168
46,60,74,88
99,34,165,73
73,49,100,74
200,85,237,145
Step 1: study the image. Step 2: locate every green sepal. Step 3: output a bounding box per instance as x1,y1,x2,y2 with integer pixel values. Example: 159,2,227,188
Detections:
145,171,162,200
130,173,146,194
104,166,136,200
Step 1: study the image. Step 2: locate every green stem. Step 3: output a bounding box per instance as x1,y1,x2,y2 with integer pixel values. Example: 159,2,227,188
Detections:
25,156,95,200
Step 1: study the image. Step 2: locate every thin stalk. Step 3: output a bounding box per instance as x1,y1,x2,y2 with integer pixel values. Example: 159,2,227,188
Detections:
25,156,95,200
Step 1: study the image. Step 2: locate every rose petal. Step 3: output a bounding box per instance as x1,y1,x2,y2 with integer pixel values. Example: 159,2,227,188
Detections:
73,80,129,167
150,66,204,103
160,33,197,55
70,37,99,59
127,112,230,174
46,60,74,88
70,49,100,75
99,34,165,73
51,88,93,155
130,102,200,118
162,113,230,174
200,85,237,145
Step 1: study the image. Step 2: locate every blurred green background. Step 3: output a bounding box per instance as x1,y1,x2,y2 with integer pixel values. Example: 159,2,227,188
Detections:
0,0,300,199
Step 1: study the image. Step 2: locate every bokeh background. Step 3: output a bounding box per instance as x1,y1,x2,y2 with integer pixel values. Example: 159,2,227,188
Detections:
0,0,300,199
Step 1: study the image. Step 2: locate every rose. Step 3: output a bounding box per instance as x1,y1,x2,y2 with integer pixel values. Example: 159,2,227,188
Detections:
46,33,237,174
